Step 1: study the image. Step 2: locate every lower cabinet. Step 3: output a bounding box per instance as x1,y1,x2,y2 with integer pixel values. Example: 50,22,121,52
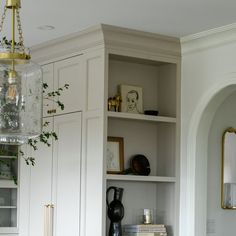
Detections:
24,112,82,236
0,145,19,235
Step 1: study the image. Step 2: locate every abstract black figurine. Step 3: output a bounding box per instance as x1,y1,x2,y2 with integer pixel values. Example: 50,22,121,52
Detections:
106,186,124,236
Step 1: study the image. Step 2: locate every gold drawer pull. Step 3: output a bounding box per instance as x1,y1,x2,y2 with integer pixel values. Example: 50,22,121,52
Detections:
47,109,56,114
44,204,54,236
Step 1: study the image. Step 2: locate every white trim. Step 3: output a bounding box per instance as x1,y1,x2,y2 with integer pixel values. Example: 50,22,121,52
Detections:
181,23,236,55
102,24,179,43
181,75,236,236
103,25,180,57
30,24,181,64
0,180,17,188
30,25,105,63
106,174,176,183
107,111,176,123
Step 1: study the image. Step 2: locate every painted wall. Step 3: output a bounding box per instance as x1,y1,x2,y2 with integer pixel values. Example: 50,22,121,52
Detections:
180,25,236,236
207,91,236,236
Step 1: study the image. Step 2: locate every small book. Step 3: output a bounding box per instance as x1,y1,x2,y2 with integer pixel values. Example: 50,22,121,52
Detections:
124,224,166,233
124,232,167,236
124,224,165,229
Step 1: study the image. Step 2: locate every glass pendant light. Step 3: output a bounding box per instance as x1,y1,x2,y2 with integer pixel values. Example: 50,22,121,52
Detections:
0,0,42,145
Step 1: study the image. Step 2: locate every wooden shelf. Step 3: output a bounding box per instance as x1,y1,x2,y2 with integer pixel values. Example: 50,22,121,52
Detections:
106,174,176,183
0,155,17,159
107,111,176,123
0,227,18,234
0,180,17,188
0,206,17,209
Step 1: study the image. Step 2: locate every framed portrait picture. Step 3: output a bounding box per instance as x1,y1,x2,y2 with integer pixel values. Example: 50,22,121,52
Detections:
107,137,124,174
120,84,143,114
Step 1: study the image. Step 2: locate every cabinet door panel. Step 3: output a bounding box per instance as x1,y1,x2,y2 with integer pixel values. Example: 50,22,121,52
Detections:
42,64,54,117
28,117,53,236
52,112,82,236
54,56,85,115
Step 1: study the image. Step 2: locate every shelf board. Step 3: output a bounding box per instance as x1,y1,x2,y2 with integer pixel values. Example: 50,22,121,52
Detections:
107,111,176,123
0,206,17,209
106,174,176,183
0,155,17,159
0,227,18,233
0,180,17,188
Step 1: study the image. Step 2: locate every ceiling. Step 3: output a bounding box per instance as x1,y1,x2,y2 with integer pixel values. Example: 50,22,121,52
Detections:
2,0,236,46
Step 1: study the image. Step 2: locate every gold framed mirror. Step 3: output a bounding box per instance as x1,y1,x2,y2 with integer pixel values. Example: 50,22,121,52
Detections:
222,127,236,209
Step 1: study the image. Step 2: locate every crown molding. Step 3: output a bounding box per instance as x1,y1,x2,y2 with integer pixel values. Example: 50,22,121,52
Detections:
30,24,181,63
101,24,181,57
181,23,236,55
30,24,105,63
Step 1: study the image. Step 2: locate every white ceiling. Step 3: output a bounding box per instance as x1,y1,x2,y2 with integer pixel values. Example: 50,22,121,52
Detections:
2,0,236,46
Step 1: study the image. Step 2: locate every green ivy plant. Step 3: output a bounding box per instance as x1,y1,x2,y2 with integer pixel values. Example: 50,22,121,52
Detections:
20,82,69,166
0,82,69,182
0,36,24,50
1,82,69,183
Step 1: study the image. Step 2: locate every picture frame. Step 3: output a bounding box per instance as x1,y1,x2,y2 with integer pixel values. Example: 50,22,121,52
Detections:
120,84,143,114
106,137,124,174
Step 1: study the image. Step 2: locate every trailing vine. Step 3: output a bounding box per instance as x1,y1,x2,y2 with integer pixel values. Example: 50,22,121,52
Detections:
0,82,69,183
20,82,69,166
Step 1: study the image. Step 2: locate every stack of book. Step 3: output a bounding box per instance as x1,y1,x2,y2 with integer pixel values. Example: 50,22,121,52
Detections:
123,224,167,236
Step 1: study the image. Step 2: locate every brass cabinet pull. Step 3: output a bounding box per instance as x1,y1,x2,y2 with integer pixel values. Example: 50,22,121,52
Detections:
49,204,54,236
44,204,50,236
44,204,54,236
47,109,56,114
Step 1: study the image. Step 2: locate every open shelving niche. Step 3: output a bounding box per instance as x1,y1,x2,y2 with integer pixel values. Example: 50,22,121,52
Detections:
106,53,179,236
0,145,19,234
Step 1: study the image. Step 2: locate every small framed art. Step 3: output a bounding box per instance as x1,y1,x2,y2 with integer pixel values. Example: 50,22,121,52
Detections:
106,137,124,174
120,84,143,114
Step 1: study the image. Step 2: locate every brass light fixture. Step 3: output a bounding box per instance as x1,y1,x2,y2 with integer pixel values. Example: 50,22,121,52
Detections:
0,0,42,145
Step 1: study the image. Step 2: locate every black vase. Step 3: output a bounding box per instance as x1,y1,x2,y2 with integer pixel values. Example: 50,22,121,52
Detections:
106,186,124,236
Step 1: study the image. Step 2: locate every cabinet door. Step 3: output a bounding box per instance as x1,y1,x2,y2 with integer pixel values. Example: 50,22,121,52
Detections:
28,117,53,236
42,64,54,117
54,56,85,115
52,112,82,236
0,145,19,235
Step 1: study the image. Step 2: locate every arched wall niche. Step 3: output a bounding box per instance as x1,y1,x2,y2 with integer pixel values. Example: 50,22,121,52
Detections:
207,90,236,236
184,78,236,236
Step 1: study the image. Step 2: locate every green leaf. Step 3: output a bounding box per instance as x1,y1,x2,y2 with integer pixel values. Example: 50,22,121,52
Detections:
21,82,69,167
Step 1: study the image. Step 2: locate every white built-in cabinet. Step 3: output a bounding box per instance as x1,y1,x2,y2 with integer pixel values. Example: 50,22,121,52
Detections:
101,27,180,236
18,55,85,236
15,24,180,236
106,54,180,236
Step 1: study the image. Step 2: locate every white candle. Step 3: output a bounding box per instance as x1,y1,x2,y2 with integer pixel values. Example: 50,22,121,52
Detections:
143,208,152,224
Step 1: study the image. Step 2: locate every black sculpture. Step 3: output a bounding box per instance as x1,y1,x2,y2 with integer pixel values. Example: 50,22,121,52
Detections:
106,186,124,236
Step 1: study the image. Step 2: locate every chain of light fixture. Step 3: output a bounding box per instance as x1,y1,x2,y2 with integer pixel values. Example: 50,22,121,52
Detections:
0,0,29,62
0,6,7,37
15,8,25,52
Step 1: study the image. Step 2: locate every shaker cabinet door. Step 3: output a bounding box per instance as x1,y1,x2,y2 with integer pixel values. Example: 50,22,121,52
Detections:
28,117,53,236
42,55,86,117
54,56,85,115
52,112,82,236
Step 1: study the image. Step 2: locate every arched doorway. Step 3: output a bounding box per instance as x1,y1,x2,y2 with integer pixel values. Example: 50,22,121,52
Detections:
181,78,236,236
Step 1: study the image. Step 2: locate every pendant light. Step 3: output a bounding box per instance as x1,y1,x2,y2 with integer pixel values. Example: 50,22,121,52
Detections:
0,0,42,145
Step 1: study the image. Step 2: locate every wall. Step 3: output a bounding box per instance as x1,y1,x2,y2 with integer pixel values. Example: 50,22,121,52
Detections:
180,24,236,236
207,91,236,236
